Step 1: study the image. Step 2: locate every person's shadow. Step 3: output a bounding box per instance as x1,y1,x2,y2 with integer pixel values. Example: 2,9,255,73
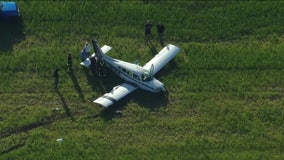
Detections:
68,70,85,102
147,41,158,56
0,18,25,52
55,89,74,121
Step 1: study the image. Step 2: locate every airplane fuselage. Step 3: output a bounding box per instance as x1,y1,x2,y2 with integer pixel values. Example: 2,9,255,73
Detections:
102,55,166,93
83,40,180,107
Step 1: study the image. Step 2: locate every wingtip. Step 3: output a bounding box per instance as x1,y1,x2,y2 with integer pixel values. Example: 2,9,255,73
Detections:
93,99,113,108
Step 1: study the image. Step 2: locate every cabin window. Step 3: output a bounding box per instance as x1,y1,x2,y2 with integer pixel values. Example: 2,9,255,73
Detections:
133,74,140,81
122,68,127,73
127,71,133,77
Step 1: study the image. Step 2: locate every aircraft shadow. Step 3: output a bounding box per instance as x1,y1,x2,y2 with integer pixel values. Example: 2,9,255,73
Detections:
155,60,179,79
68,70,85,102
99,90,168,121
101,68,124,91
55,89,74,121
98,64,172,120
100,93,134,121
132,90,169,111
83,67,106,94
0,18,25,52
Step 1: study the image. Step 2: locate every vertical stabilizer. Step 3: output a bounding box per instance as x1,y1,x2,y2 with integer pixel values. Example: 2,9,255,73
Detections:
92,40,104,60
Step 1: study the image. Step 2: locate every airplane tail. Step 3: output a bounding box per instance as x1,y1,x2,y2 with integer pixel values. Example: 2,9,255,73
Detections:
92,40,104,60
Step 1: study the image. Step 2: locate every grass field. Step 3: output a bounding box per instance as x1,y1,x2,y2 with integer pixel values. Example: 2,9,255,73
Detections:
1,1,284,159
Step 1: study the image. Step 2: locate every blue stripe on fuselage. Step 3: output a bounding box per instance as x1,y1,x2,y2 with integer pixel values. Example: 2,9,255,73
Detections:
103,59,160,92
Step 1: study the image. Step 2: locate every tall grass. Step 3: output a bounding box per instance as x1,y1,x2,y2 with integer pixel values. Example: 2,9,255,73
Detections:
1,1,284,159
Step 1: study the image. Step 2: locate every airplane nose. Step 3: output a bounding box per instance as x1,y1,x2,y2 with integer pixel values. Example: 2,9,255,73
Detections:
153,79,166,93
159,84,168,96
160,84,166,92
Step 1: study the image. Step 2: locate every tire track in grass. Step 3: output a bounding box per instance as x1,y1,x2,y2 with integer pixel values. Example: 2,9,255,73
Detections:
0,116,58,156
0,113,66,139
0,108,102,139
0,90,91,139
0,109,102,155
0,139,26,155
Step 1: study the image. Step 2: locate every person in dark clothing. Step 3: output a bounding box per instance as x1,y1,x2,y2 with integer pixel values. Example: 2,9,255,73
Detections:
157,22,165,46
90,56,97,76
145,20,152,42
54,68,60,89
95,56,101,75
97,60,106,77
67,53,72,72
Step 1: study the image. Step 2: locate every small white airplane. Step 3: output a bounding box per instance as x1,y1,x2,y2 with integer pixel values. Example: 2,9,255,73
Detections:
80,40,180,108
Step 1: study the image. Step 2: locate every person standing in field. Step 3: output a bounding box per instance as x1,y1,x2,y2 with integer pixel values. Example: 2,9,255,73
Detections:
67,53,72,72
98,59,106,77
54,68,60,89
85,42,91,57
80,48,87,62
145,20,152,42
157,22,165,46
90,56,97,76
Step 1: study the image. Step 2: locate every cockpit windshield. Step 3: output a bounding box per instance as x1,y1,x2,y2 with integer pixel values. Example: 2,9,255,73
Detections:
142,70,153,81
142,64,154,82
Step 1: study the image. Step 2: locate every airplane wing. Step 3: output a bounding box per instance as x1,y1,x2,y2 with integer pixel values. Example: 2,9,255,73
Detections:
143,44,180,76
80,45,112,68
94,82,139,108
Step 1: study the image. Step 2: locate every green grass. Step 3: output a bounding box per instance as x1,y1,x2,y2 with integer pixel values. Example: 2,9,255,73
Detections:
1,1,284,159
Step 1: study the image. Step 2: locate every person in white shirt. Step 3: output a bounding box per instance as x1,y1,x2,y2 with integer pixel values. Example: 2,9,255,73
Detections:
85,42,91,56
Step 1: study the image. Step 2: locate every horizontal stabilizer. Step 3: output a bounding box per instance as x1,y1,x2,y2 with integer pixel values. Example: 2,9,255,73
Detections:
80,58,91,68
80,45,112,68
100,45,112,55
